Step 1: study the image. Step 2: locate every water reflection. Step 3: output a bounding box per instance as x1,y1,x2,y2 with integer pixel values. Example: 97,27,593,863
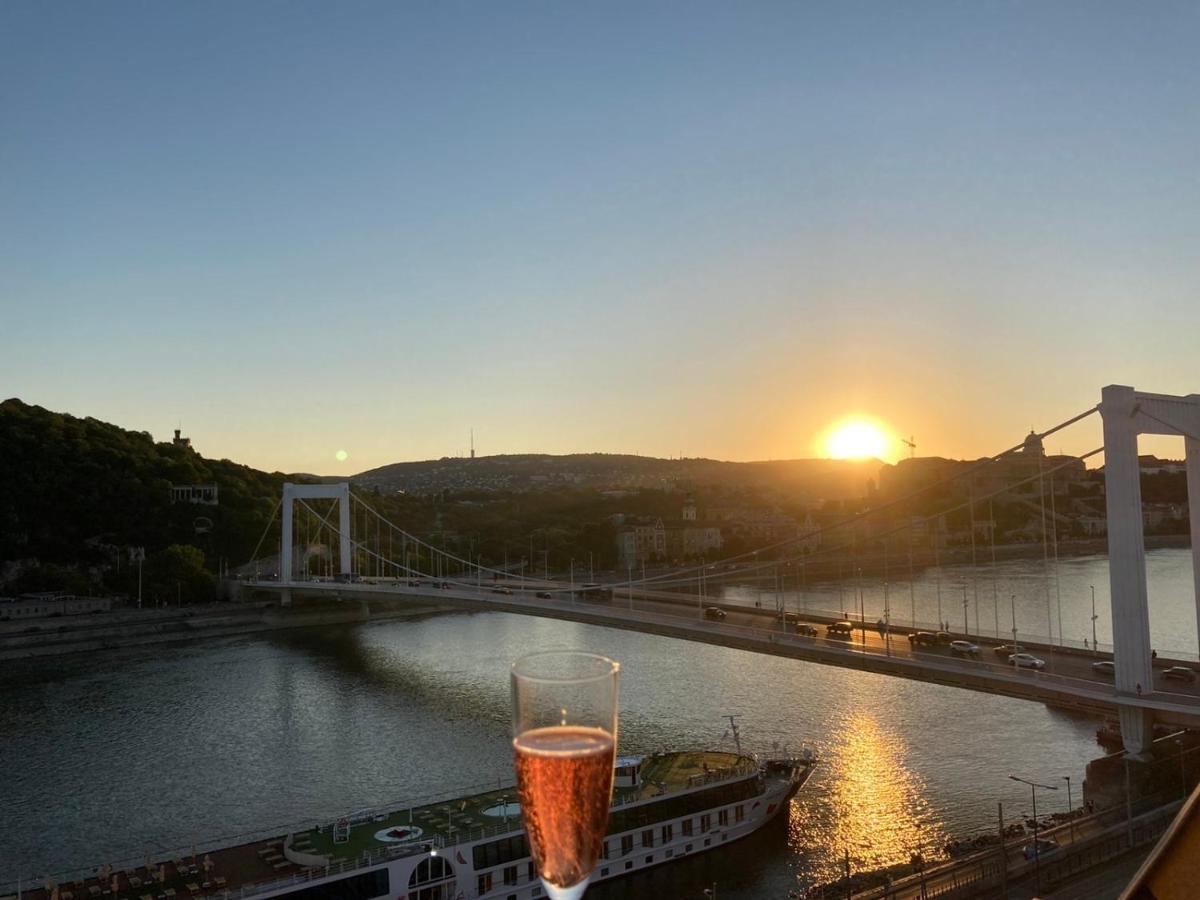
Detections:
793,712,947,884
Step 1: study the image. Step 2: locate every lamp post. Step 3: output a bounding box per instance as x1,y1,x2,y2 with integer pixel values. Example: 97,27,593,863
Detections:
962,585,968,635
1090,585,1098,654
1063,775,1074,842
1009,774,1057,894
1011,594,1019,660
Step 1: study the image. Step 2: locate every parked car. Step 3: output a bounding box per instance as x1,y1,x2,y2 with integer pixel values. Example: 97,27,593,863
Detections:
704,607,727,621
1162,666,1197,682
794,623,819,637
1091,660,1116,676
1023,838,1060,860
908,631,938,646
535,591,553,599
1009,653,1046,669
949,640,980,657
491,587,513,595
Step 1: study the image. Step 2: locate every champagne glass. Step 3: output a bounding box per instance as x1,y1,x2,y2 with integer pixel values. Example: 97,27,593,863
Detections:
512,651,619,900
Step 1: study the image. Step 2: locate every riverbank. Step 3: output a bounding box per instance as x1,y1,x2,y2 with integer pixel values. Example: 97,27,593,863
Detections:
0,596,453,660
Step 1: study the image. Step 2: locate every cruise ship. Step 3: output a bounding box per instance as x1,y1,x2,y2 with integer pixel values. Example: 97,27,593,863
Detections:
16,747,816,900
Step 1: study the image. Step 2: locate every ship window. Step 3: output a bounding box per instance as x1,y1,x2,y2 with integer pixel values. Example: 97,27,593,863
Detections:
476,874,491,894
279,868,389,900
685,844,693,853
681,819,693,836
502,866,517,886
601,840,609,860
606,777,761,834
620,835,633,856
601,868,608,877
526,862,535,881
624,862,632,871
644,855,653,865
507,895,516,900
408,856,453,886
704,839,711,847
661,824,673,843
472,834,531,869
700,814,711,832
718,810,729,826
735,804,744,823
641,829,654,848
666,849,673,858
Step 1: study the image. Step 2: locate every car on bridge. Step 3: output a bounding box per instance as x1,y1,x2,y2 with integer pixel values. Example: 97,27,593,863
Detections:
1023,838,1060,860
704,607,727,621
1162,666,1197,682
992,644,1021,657
491,587,513,595
536,591,553,599
1009,653,1046,669
776,611,799,625
1091,660,1115,676
827,621,854,638
949,640,980,657
794,623,819,637
908,631,938,646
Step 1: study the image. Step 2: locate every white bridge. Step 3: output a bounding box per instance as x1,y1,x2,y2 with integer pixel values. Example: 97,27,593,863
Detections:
247,385,1200,755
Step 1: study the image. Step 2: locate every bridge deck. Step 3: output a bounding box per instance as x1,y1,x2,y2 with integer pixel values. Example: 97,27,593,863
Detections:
246,579,1200,729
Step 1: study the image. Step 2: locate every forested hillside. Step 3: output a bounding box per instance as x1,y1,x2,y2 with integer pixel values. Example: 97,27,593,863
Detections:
0,399,301,599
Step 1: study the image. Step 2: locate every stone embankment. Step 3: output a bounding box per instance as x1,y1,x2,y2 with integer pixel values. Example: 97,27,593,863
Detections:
0,597,450,660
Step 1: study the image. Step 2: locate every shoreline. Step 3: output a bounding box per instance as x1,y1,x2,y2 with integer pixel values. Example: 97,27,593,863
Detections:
0,597,454,661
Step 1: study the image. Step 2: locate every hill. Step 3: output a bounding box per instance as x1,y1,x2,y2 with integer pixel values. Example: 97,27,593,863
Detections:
0,399,303,598
353,452,881,499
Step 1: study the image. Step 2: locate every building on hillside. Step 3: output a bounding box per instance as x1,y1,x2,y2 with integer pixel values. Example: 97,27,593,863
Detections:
172,428,192,449
1139,455,1186,475
616,519,667,567
171,484,219,505
879,432,1087,503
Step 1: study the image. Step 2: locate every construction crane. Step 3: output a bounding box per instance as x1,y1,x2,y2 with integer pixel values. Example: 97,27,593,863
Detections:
901,435,916,459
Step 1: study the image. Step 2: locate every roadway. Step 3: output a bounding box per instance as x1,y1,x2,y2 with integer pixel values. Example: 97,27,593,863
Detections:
242,576,1200,728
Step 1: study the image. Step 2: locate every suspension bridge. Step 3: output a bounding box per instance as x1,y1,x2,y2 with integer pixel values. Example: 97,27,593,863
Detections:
242,385,1200,754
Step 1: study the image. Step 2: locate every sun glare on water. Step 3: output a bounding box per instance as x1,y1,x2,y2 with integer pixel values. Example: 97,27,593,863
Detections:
824,418,892,461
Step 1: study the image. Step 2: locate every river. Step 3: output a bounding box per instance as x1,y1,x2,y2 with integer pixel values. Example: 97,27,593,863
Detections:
1,549,1194,898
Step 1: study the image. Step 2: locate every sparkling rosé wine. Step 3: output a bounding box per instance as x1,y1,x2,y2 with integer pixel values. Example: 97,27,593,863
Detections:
513,725,617,889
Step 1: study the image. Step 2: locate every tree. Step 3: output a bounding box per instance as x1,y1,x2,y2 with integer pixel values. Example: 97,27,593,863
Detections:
144,544,214,606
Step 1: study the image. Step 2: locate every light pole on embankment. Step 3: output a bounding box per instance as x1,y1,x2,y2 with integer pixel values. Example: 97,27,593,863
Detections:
1009,774,1057,895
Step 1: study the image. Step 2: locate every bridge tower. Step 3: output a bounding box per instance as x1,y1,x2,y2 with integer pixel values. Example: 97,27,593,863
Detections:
1101,386,1200,755
280,482,353,605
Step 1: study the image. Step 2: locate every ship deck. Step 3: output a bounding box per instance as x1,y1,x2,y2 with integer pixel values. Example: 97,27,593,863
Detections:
4,751,756,900
302,750,749,859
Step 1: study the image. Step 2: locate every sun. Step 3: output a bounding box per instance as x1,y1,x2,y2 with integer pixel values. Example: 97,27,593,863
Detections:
823,418,892,461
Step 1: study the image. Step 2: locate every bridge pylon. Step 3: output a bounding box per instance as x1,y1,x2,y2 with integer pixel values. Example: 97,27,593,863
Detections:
1101,385,1200,755
280,482,352,605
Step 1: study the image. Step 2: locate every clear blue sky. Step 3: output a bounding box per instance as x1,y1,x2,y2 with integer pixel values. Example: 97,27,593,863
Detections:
2,2,1197,473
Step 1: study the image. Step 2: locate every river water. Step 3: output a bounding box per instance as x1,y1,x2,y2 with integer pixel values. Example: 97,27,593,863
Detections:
1,550,1194,898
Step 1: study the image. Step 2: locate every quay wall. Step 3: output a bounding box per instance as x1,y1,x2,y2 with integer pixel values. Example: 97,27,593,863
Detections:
0,597,452,661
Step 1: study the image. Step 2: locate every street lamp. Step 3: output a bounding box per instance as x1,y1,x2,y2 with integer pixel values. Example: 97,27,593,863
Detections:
961,584,968,635
1090,585,1098,654
1062,775,1074,841
1009,774,1057,894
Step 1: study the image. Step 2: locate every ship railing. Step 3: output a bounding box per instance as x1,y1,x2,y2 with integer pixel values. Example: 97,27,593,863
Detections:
438,761,763,847
216,835,445,900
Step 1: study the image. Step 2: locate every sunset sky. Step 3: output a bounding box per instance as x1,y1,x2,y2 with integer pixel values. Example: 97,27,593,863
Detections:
2,2,1197,474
